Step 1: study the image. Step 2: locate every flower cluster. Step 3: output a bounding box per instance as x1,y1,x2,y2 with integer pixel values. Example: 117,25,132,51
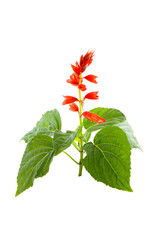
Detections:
62,51,106,124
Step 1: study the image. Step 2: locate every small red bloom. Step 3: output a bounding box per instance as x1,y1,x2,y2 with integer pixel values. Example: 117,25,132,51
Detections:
66,73,79,86
80,50,95,72
84,75,98,84
62,96,78,105
69,103,79,112
78,84,87,92
82,111,106,123
84,91,99,100
71,61,81,75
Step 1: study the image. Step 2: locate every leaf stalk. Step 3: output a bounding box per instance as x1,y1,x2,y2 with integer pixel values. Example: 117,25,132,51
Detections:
63,151,79,165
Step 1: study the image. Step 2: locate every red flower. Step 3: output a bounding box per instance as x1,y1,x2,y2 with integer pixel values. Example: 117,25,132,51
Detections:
62,96,78,105
67,73,79,86
84,91,99,100
82,111,106,123
69,103,79,112
78,84,87,91
71,61,81,75
80,50,95,72
84,75,98,84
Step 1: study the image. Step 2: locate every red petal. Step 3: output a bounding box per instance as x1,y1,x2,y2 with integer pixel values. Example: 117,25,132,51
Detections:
66,73,79,86
62,96,78,105
78,84,87,92
80,51,95,67
84,75,98,84
84,91,99,100
66,79,78,86
81,66,87,73
71,62,81,75
80,55,84,66
69,103,79,112
82,111,106,123
79,50,95,72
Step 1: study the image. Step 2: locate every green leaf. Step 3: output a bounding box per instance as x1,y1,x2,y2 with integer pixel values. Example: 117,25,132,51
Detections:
83,107,141,150
53,127,80,156
116,120,142,150
21,109,62,143
83,108,126,130
16,135,54,196
83,131,91,143
82,126,133,192
74,126,82,142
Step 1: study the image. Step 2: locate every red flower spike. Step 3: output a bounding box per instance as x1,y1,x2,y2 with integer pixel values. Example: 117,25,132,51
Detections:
62,96,78,105
78,84,87,92
69,103,79,112
84,91,99,100
71,62,81,75
66,73,79,86
82,111,106,124
80,50,95,72
84,75,98,84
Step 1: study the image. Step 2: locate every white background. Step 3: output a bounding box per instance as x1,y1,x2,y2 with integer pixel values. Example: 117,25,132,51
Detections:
0,0,160,239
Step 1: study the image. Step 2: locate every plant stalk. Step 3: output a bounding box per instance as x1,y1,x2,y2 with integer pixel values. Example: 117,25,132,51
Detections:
72,141,80,152
63,151,79,165
78,73,84,176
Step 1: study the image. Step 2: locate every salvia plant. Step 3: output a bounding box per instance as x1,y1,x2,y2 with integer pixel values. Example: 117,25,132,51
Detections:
16,50,141,196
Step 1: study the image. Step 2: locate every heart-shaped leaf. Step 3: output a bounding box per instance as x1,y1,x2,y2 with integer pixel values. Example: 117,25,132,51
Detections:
53,127,81,156
16,135,54,196
82,126,133,192
83,107,141,150
21,109,62,143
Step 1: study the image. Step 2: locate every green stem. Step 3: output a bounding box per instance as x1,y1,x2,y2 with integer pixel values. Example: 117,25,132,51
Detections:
78,73,84,176
72,141,80,151
63,151,79,165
